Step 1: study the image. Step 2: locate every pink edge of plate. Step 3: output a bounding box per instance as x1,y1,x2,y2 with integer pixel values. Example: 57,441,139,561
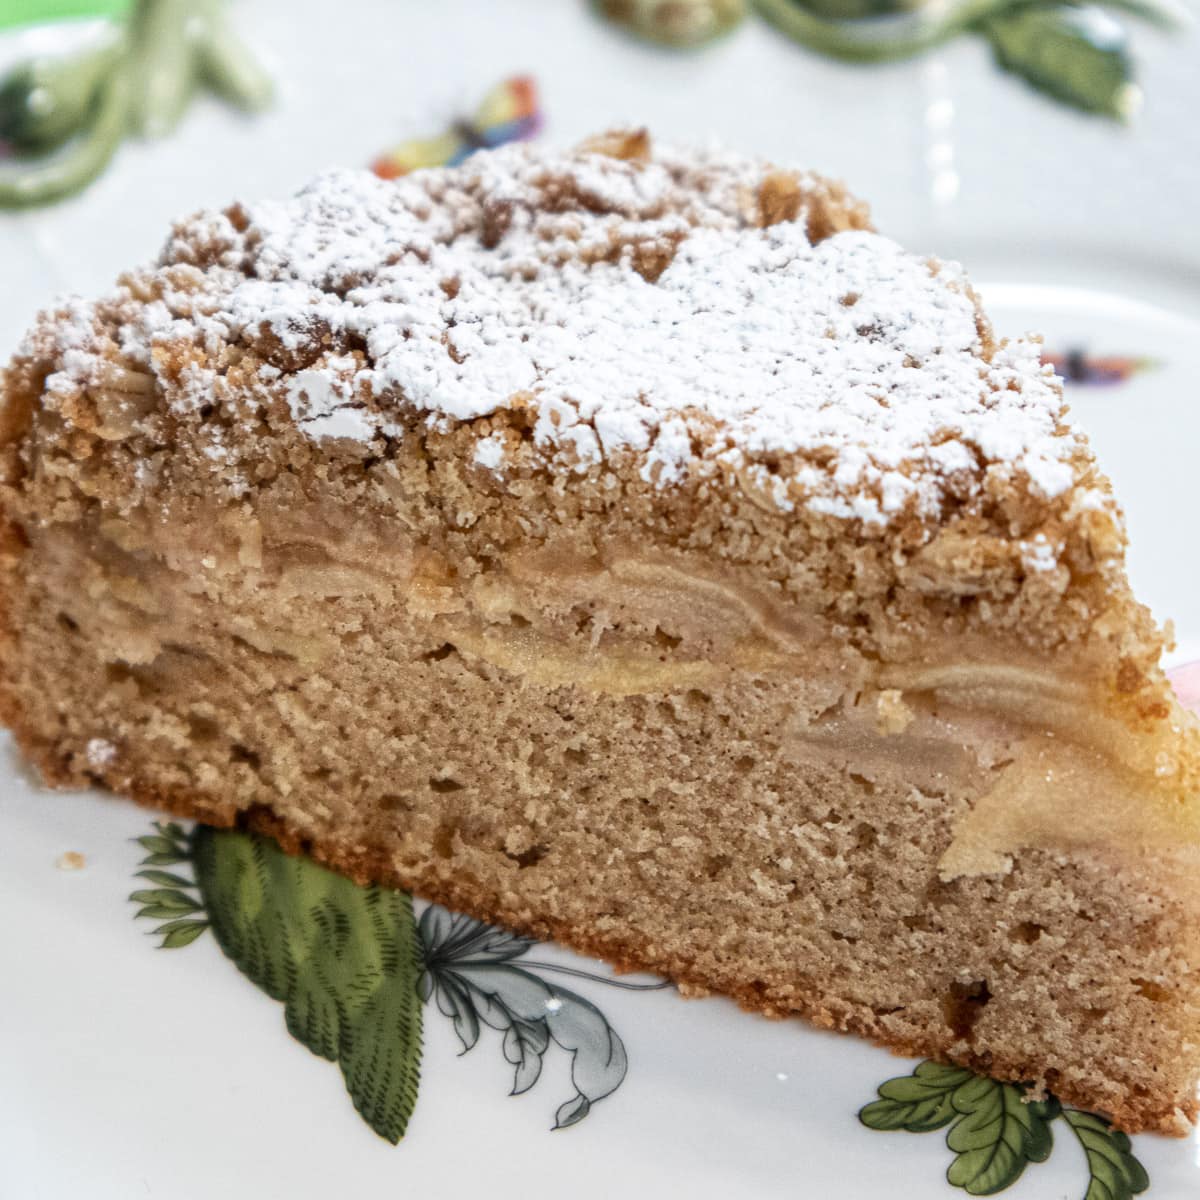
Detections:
1168,661,1200,712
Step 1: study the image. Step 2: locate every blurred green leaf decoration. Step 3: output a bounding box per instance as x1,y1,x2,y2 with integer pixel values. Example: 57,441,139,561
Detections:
0,0,271,208
0,1,130,31
982,4,1139,119
596,0,1187,120
594,0,749,45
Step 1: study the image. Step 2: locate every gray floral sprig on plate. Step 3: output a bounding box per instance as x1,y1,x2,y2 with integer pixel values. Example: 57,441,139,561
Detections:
595,0,1189,120
131,821,666,1142
130,820,1154,1196
419,906,654,1129
0,0,271,208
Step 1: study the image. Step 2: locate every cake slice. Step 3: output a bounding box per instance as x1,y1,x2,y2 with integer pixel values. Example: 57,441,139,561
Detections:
3,130,1199,1134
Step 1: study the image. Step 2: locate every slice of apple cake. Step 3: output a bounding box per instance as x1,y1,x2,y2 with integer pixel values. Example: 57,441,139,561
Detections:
3,130,1198,1133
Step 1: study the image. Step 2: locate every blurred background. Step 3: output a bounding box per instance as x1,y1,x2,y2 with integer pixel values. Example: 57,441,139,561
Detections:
2,7,1200,1198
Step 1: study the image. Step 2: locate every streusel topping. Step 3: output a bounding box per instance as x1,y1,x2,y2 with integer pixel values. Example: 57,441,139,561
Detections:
30,132,1085,526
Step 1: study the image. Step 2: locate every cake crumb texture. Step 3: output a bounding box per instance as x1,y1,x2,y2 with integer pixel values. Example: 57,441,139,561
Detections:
8,128,1105,531
2,131,1199,1136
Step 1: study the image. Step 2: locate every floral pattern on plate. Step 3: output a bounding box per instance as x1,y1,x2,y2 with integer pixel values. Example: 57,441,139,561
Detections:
130,822,665,1141
131,819,1156,1196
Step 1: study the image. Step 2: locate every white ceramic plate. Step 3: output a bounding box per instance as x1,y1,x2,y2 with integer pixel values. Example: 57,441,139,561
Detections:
2,3,1199,1197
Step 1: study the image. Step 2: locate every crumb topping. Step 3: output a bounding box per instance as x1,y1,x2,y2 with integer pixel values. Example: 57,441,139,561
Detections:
86,737,117,767
21,132,1086,527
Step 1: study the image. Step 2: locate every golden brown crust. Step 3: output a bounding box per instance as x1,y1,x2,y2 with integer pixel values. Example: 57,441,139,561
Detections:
0,133,1165,685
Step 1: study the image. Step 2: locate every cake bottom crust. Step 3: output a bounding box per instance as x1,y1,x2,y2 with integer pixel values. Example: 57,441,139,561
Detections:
7,705,1196,1138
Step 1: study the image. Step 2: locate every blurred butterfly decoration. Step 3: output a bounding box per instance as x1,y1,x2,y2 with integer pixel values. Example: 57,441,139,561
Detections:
370,76,543,180
595,0,1189,120
1042,348,1158,386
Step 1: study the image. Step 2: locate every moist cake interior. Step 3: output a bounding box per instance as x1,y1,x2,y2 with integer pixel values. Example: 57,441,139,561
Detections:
2,129,1198,1134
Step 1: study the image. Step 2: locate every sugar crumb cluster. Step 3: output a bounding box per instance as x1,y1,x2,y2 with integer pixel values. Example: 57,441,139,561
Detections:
30,132,1086,529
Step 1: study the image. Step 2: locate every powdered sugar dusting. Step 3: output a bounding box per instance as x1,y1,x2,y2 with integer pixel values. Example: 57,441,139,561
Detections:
36,135,1083,528
85,738,117,768
1021,533,1060,574
284,356,387,443
473,432,507,470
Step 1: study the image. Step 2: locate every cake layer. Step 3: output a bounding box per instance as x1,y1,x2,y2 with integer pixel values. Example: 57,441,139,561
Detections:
3,510,1200,1133
13,513,1200,875
3,133,1200,1135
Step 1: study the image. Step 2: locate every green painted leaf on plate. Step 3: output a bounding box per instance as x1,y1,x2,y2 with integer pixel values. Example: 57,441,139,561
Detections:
982,4,1137,119
860,1060,975,1132
133,869,196,888
137,851,189,866
593,0,747,47
128,887,200,911
191,827,423,1143
135,835,185,857
135,902,198,920
0,1,129,32
760,0,925,19
945,1076,1059,1195
147,916,208,937
1063,1109,1150,1200
158,921,208,949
